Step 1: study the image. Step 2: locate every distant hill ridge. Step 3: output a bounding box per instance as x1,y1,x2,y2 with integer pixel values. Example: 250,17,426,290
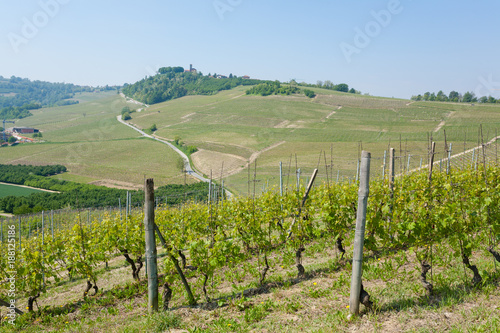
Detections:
122,66,262,105
0,75,113,120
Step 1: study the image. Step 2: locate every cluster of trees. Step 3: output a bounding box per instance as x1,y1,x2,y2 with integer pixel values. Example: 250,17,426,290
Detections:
0,76,94,119
0,103,41,119
303,89,316,98
172,135,197,156
0,164,67,184
122,68,261,105
143,123,158,135
411,90,500,104
0,164,210,214
299,80,358,94
121,106,134,120
245,81,300,96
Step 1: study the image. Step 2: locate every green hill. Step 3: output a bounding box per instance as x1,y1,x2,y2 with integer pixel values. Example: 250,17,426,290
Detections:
0,75,107,119
122,67,261,105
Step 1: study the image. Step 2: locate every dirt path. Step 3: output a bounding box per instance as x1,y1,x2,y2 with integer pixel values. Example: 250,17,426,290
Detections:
434,120,446,132
248,141,286,164
434,111,455,133
325,105,342,120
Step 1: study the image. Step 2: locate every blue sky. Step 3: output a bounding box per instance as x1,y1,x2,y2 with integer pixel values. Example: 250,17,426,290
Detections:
1,0,499,99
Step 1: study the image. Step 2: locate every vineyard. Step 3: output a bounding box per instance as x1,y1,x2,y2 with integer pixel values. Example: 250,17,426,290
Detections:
1,144,500,332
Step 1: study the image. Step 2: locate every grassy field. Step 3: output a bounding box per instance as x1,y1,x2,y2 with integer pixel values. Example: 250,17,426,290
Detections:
1,87,499,194
0,183,45,198
127,87,500,194
0,93,189,188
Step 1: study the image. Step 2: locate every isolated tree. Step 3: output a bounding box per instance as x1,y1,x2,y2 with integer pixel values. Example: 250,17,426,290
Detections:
8,136,16,144
229,73,233,79
462,91,475,103
479,96,488,103
488,96,497,103
436,90,447,101
323,80,334,89
449,91,459,101
348,88,356,94
335,83,349,92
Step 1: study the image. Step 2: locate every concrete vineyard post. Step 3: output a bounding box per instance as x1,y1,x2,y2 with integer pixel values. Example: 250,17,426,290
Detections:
349,151,371,316
446,143,452,175
280,161,283,196
144,178,158,312
382,150,387,179
356,159,360,183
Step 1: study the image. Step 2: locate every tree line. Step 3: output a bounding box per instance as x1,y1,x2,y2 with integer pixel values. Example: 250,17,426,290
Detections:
0,164,210,214
411,90,499,103
245,81,300,96
299,80,359,94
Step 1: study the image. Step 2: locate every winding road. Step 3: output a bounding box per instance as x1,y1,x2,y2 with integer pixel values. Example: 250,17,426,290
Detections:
117,115,210,183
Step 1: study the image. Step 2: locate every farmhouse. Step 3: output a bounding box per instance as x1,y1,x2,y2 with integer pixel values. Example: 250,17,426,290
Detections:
242,75,250,79
8,127,39,134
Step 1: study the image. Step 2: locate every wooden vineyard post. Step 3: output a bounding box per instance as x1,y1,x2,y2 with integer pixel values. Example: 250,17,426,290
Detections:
429,142,436,185
144,178,158,313
349,151,371,316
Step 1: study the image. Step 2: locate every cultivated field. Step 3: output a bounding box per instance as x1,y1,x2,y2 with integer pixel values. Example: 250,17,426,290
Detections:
1,87,500,194
0,183,45,198
127,86,500,194
0,92,188,188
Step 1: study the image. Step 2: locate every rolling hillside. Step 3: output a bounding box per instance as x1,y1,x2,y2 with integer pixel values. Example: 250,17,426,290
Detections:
124,85,500,194
1,84,499,194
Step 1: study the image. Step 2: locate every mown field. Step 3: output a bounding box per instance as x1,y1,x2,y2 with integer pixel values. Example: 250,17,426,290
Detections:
0,183,45,198
127,86,500,194
1,87,500,194
0,92,188,189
